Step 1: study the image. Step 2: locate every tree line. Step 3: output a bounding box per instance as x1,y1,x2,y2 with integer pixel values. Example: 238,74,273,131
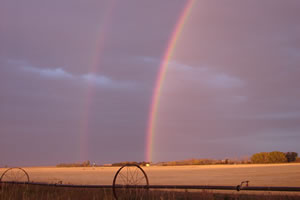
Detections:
55,151,299,167
56,160,92,167
251,151,298,164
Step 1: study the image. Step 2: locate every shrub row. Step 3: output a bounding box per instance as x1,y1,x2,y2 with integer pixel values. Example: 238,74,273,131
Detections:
251,151,298,164
56,160,91,167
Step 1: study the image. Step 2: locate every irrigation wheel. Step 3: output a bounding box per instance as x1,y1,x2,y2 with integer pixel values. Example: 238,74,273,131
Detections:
0,167,30,183
113,164,149,200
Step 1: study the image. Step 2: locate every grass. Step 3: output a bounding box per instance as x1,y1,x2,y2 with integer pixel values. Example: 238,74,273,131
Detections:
1,184,300,200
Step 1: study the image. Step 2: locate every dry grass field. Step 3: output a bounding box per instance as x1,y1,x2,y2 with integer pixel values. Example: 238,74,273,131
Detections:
1,163,300,199
1,163,300,186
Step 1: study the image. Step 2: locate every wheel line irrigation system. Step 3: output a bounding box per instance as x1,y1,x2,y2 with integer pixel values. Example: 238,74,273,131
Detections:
1,164,300,199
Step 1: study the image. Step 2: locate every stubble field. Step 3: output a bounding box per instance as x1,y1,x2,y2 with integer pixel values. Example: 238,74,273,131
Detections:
1,163,300,186
1,163,300,199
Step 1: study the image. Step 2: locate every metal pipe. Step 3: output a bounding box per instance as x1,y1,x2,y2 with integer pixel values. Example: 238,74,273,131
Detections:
1,182,300,192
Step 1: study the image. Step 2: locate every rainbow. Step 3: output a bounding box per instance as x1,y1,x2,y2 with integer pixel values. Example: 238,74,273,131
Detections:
145,0,196,162
79,1,116,161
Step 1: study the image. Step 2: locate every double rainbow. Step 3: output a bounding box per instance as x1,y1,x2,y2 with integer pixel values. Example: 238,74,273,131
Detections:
78,0,195,162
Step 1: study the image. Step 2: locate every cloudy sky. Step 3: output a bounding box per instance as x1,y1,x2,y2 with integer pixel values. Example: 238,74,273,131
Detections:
1,0,300,166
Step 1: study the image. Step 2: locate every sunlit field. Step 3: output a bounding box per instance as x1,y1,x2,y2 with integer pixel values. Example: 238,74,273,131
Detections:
1,163,300,199
1,163,299,186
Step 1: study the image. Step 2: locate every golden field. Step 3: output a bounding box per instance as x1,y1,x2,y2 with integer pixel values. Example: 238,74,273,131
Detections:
1,163,300,187
1,164,300,199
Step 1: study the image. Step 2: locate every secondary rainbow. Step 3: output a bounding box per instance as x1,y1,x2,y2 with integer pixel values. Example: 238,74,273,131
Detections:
79,1,116,160
145,0,196,162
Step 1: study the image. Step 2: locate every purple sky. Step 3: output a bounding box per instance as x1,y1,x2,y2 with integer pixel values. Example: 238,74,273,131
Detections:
1,0,300,166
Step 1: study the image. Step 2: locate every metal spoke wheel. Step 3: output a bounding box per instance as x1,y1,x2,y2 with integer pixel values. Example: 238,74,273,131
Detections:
113,164,149,200
0,168,30,183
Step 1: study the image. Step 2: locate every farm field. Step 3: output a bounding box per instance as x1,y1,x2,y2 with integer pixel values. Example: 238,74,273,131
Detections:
1,163,300,186
1,164,300,199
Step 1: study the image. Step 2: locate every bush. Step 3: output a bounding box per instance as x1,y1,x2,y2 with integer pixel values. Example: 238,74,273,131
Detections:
285,152,298,162
251,151,289,164
267,151,287,163
251,152,269,164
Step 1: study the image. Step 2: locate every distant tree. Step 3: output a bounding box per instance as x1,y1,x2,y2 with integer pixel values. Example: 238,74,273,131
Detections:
267,151,287,163
251,151,289,164
285,152,298,162
251,152,269,163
